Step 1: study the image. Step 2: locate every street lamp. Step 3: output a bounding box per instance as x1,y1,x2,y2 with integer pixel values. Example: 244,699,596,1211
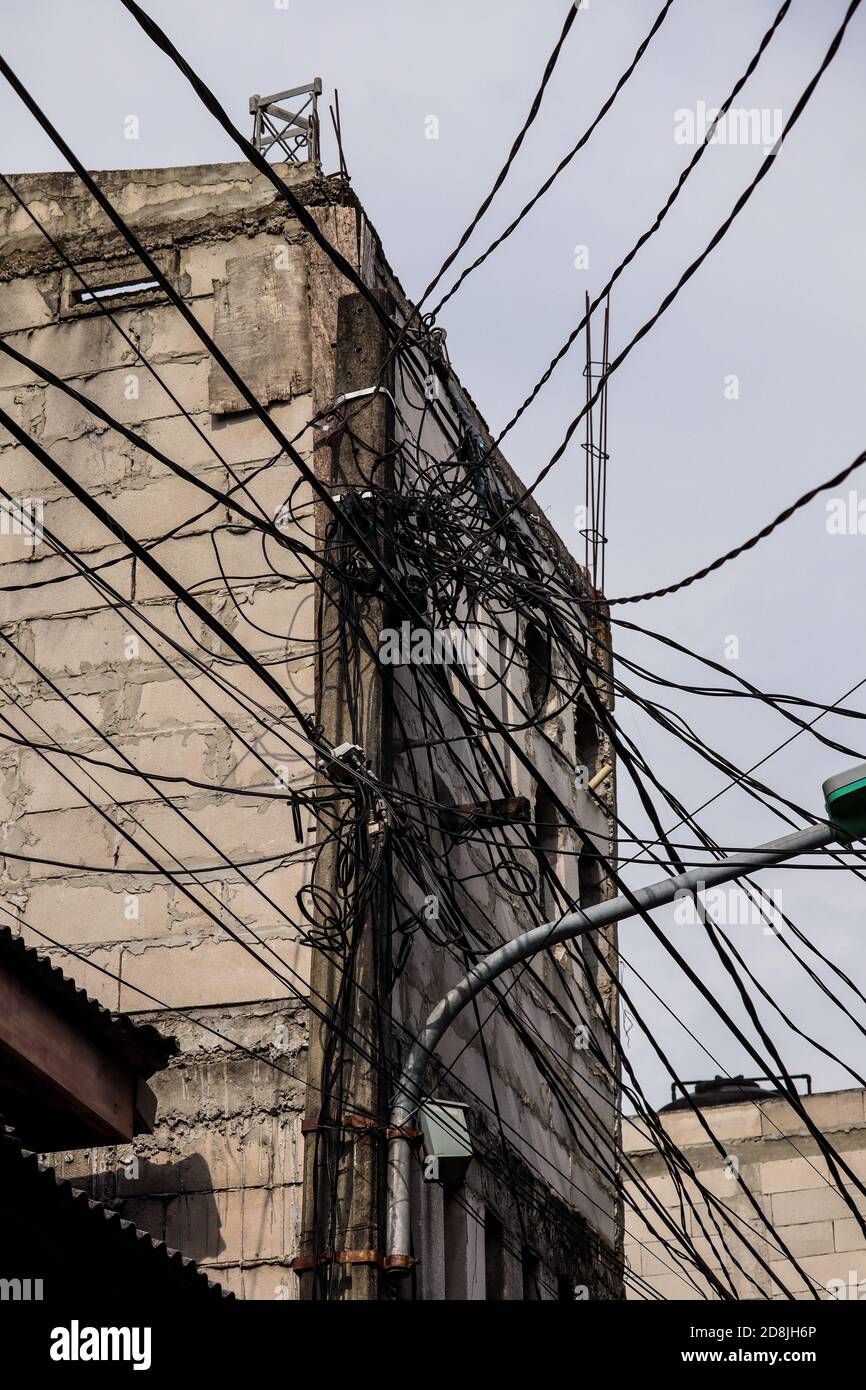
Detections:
383,762,866,1274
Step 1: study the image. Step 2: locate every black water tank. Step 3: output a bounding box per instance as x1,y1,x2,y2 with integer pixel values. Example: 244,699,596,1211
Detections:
659,1074,783,1113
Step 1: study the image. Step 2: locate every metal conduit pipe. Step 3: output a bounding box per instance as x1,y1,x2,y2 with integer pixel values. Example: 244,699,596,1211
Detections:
384,819,838,1273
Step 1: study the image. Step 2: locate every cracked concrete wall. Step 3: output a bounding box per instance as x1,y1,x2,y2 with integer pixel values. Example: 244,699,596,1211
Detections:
0,158,620,1299
623,1088,866,1300
0,160,323,1298
301,204,622,1298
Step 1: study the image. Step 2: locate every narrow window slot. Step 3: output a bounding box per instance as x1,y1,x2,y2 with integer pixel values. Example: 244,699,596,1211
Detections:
484,1210,506,1300
75,279,160,305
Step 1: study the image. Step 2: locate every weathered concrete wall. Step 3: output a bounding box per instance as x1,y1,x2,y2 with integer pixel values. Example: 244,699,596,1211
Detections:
0,160,321,1297
385,509,621,1297
624,1088,866,1300
0,159,620,1298
301,203,621,1296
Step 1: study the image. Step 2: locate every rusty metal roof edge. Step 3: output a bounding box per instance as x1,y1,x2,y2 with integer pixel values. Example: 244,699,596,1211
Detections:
0,924,177,1076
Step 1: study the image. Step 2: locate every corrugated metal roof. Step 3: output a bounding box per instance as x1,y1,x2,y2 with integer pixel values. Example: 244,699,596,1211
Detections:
0,924,177,1077
0,1127,233,1300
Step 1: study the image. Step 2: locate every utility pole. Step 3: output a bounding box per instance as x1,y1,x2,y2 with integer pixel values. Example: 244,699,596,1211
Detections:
297,292,394,1300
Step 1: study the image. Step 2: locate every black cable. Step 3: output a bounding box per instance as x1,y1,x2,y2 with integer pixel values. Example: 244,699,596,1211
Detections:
482,0,863,522
417,0,582,308
606,445,866,605
429,0,679,317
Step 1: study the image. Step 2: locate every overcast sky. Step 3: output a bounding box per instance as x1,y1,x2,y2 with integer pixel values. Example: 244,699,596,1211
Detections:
2,0,865,1109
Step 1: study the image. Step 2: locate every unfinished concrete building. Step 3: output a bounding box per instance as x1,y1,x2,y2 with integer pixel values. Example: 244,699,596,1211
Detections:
624,1080,866,1300
0,156,621,1299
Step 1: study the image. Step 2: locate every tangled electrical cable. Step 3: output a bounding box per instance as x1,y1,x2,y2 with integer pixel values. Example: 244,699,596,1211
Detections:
2,0,866,1305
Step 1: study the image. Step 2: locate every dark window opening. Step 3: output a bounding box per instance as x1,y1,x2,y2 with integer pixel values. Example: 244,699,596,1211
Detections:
557,1272,575,1301
574,695,600,781
444,1192,468,1300
531,784,558,917
525,620,551,717
522,1247,542,1300
578,847,604,912
74,279,160,305
484,1210,506,1301
579,847,606,978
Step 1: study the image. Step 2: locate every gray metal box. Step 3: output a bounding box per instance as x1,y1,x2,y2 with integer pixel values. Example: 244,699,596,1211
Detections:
418,1101,473,1185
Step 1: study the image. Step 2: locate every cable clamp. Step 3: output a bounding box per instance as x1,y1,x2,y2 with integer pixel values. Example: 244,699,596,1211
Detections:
326,742,367,785
292,1249,389,1273
301,1110,378,1136
383,1254,418,1273
301,1111,420,1141
313,385,401,437
367,797,391,841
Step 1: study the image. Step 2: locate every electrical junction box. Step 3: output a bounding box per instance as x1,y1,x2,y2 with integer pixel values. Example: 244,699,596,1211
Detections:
418,1102,473,1185
823,761,866,841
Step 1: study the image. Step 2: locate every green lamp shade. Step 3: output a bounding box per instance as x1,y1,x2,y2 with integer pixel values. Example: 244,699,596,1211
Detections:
823,762,866,840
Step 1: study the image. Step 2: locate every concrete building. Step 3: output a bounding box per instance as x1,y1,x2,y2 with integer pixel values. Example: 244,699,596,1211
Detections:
624,1079,866,1300
0,157,620,1298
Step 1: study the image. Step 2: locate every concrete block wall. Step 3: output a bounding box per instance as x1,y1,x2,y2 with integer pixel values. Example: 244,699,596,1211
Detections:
623,1087,866,1300
0,157,621,1297
49,1002,307,1299
0,161,321,1296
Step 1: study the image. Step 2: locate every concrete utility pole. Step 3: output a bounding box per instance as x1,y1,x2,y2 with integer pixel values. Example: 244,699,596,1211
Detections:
384,799,861,1272
298,292,394,1300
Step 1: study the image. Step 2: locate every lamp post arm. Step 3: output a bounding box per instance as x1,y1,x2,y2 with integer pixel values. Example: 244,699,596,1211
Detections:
384,819,837,1273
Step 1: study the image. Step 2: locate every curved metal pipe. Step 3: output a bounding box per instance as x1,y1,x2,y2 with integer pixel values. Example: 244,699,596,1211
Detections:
385,820,836,1272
